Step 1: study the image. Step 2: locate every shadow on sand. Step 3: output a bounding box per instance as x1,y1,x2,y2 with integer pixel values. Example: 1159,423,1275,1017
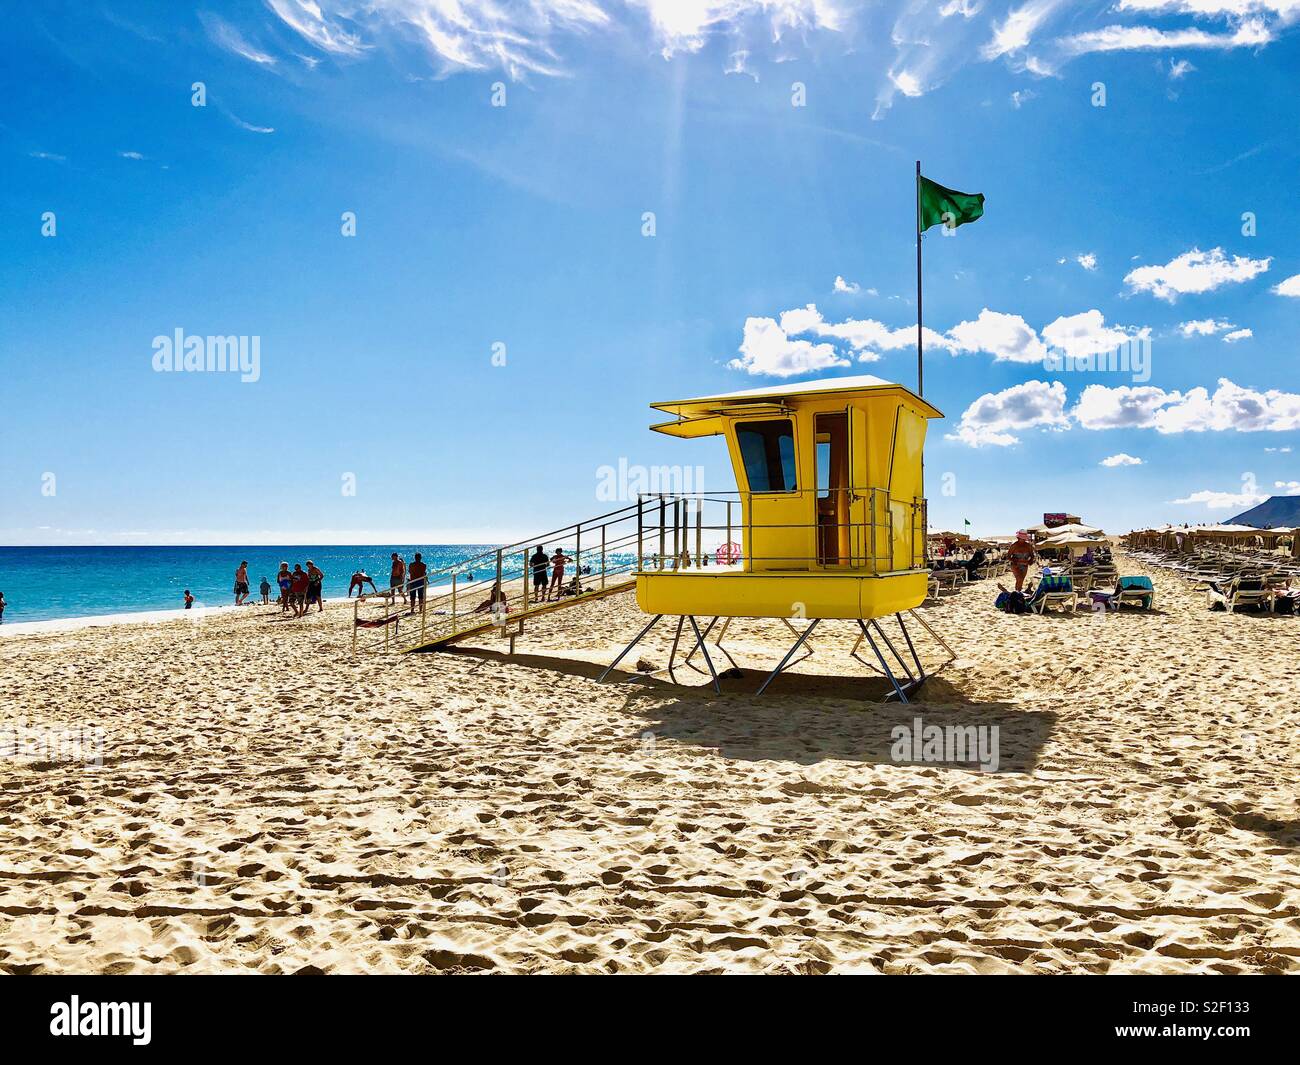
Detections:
440,646,1055,773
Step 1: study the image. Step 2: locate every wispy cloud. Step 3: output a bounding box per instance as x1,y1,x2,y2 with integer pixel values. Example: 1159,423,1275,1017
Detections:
200,11,278,66
29,150,67,162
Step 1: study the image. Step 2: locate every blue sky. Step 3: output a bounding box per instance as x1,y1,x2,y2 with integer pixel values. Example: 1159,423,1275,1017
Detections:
2,0,1298,544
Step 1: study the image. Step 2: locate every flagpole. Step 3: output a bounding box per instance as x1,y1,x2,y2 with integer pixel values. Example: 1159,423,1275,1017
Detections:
915,159,923,398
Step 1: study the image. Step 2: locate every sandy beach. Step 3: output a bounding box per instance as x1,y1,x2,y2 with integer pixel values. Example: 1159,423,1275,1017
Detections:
1,550,1297,975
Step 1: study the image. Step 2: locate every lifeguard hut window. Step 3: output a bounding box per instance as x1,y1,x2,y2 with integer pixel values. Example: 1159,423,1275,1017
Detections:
736,420,797,493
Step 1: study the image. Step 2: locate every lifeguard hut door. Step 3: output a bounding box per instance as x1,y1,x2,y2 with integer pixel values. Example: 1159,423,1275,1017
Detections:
815,411,850,567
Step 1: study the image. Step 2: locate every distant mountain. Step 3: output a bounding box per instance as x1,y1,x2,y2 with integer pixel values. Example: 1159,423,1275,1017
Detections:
1228,495,1300,528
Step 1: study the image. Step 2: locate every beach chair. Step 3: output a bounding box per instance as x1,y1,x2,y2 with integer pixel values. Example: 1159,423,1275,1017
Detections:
1027,573,1075,614
1113,575,1154,610
1225,576,1271,613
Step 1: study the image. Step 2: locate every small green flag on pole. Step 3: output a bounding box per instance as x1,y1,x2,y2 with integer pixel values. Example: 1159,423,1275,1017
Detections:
914,164,986,398
918,176,985,233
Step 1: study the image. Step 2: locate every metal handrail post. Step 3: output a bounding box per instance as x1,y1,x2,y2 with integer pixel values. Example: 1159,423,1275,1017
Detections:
658,495,666,570
636,495,643,571
451,573,457,634
575,526,582,592
601,523,607,588
521,548,529,612
695,497,702,568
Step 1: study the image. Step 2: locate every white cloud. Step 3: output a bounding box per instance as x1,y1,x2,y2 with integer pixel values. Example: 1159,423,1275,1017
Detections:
946,309,1048,363
1076,252,1098,270
267,0,847,78
983,0,1065,58
1168,57,1195,78
29,151,66,161
118,151,146,160
1010,88,1036,108
1264,446,1293,453
1274,274,1300,297
200,12,278,66
1178,317,1234,336
1124,247,1271,301
1059,18,1274,57
1276,479,1300,493
1101,453,1143,467
1073,384,1175,430
948,380,1069,447
1041,309,1147,359
776,303,951,359
833,275,860,294
1117,1,1300,16
729,316,849,377
1223,328,1253,343
1074,378,1300,434
266,0,366,56
1171,487,1268,510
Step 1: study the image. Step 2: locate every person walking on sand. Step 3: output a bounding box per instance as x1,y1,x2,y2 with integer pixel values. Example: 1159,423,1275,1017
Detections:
259,576,271,604
289,564,309,618
276,562,292,613
1007,531,1037,592
406,552,427,615
234,560,250,605
349,569,378,597
548,548,570,601
390,552,407,604
306,560,326,613
530,546,549,601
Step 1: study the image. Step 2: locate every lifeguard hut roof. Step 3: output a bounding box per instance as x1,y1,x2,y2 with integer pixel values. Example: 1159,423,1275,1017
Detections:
649,374,943,438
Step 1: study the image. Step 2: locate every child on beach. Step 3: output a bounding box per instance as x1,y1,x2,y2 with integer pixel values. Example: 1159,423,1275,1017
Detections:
260,577,271,604
184,590,194,610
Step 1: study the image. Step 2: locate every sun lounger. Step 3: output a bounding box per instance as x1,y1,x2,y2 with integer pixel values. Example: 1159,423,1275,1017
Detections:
1027,573,1075,614
1225,576,1270,613
1113,575,1154,610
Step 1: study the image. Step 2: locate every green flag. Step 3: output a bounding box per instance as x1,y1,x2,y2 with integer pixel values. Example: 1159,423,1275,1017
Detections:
918,175,984,234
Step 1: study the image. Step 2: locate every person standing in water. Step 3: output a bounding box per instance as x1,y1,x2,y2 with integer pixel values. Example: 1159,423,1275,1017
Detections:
233,560,250,605
259,576,272,604
184,590,194,610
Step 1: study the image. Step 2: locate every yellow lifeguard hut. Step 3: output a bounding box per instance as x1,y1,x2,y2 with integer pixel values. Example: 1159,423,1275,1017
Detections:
600,374,954,700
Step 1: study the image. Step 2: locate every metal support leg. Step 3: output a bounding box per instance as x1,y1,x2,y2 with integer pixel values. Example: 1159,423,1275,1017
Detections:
599,614,663,682
686,615,721,694
894,613,926,686
665,615,686,684
868,618,917,687
757,618,821,696
683,615,717,669
857,620,909,703
779,616,816,666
